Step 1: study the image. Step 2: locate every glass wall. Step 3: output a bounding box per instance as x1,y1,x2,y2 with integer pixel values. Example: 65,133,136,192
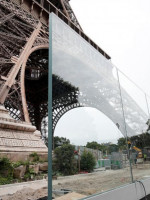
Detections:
118,70,150,182
49,13,150,199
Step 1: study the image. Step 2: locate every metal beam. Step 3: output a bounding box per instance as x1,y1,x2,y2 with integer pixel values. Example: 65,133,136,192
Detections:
0,13,15,25
0,22,42,104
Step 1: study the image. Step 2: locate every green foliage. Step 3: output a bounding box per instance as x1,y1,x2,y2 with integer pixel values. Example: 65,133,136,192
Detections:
117,137,126,147
86,141,113,153
28,168,35,174
12,160,36,181
0,157,11,170
39,158,48,163
23,167,35,180
84,126,150,155
118,133,150,150
0,157,13,177
12,161,25,168
52,171,63,176
54,136,70,149
86,141,100,150
0,156,49,184
29,152,39,162
24,172,31,180
108,144,119,153
130,133,150,149
23,162,35,180
0,175,13,185
54,144,76,175
99,144,109,153
80,151,96,172
0,157,13,185
12,160,31,169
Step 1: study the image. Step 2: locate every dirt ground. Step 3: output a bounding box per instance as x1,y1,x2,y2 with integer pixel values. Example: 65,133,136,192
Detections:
1,187,47,200
53,166,150,196
1,165,150,200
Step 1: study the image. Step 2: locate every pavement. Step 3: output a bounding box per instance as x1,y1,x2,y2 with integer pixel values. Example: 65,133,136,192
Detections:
0,179,47,197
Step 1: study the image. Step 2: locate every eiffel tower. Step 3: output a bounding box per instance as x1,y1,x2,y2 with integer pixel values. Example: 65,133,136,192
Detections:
0,0,110,140
0,0,148,159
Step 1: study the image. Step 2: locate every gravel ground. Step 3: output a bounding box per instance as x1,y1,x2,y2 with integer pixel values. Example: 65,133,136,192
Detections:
1,166,150,200
1,187,48,200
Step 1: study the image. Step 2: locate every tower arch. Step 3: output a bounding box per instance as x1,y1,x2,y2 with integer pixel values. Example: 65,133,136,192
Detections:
21,45,48,123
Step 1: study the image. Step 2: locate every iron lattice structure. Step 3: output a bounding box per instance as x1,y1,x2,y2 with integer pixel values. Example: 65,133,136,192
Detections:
0,0,110,136
0,0,148,139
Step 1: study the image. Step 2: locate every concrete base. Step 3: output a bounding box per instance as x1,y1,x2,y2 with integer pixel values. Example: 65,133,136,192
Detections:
0,105,47,161
0,151,48,162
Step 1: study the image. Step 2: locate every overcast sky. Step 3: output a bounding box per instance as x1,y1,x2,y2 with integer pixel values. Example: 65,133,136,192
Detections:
70,0,150,94
54,0,150,146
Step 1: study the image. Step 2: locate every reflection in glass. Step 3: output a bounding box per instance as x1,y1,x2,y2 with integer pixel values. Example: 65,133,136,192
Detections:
118,70,150,182
51,13,132,198
118,70,148,136
50,13,150,199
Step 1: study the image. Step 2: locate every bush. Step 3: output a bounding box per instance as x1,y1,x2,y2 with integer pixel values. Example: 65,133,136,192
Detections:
0,157,13,177
29,152,39,162
80,151,96,172
0,157,13,184
12,161,25,168
0,156,47,184
0,176,13,185
0,157,11,170
54,144,76,175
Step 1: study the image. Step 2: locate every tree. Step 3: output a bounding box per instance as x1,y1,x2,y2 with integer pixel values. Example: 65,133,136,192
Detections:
99,144,109,153
118,137,126,146
86,141,108,153
117,133,150,151
80,151,96,172
117,137,127,150
108,144,119,153
54,144,76,175
130,133,150,149
54,136,70,149
86,141,101,150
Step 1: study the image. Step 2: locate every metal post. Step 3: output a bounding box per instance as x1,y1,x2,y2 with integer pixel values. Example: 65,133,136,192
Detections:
48,14,52,200
78,146,80,172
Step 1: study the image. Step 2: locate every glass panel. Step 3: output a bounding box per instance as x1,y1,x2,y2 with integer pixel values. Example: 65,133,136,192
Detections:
51,13,131,199
118,70,148,136
118,70,150,182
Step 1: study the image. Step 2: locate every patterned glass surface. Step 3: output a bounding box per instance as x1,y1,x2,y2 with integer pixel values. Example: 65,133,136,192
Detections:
50,13,150,198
